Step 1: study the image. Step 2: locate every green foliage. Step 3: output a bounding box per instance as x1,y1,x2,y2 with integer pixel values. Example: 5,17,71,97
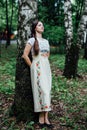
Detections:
78,58,87,74
0,0,18,31
38,0,65,46
44,24,65,44
50,54,87,130
0,44,17,94
38,0,64,25
0,42,87,130
25,121,35,130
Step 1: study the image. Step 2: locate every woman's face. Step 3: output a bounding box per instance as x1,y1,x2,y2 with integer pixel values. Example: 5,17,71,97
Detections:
35,21,44,33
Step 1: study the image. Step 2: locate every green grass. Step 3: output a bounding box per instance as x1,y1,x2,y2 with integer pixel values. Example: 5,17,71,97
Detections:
50,54,87,74
0,44,87,129
0,44,17,94
50,54,87,130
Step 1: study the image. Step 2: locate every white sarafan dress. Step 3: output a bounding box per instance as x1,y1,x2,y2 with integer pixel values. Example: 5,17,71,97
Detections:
27,37,52,112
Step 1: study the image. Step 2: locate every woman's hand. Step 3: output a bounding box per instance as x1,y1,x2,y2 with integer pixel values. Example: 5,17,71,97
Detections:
22,43,32,67
41,52,50,57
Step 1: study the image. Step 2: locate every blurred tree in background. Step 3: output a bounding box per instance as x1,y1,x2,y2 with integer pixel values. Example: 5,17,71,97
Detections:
0,0,18,47
63,0,86,78
0,0,85,49
83,23,87,59
72,0,84,32
0,0,86,78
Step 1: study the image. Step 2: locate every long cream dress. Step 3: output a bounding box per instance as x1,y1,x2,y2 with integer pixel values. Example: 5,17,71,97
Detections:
27,37,52,112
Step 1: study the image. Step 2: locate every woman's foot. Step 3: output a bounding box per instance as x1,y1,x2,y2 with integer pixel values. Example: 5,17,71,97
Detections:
38,112,45,128
44,123,54,128
44,119,54,128
44,119,51,124
38,122,45,128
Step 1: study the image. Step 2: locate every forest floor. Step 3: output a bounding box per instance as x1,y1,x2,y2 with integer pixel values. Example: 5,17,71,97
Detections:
0,44,87,130
0,73,87,130
0,85,72,130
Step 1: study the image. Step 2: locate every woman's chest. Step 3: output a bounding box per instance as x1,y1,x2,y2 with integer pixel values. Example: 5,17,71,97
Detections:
39,41,49,51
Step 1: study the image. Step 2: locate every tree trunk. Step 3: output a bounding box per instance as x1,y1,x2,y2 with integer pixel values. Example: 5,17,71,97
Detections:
83,43,87,59
63,0,87,78
5,0,10,48
63,0,78,78
83,0,87,59
63,44,79,78
10,0,38,121
9,0,14,40
77,0,87,45
75,0,84,32
83,28,87,59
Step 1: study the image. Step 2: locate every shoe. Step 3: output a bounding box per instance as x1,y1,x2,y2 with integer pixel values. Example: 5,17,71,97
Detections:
44,123,54,128
38,122,45,128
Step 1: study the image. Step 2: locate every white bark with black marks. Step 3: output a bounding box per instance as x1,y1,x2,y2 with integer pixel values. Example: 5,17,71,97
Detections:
64,0,73,50
63,0,79,78
63,0,87,78
77,0,87,45
10,0,38,121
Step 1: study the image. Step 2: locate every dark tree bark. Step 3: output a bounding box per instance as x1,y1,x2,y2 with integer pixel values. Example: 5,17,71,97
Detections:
5,0,15,48
83,43,87,59
63,0,78,78
83,26,87,59
5,0,10,48
78,0,87,59
10,0,38,121
9,0,14,40
63,44,79,78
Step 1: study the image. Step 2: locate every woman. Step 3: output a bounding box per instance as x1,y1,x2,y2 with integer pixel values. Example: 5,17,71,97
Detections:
22,20,53,129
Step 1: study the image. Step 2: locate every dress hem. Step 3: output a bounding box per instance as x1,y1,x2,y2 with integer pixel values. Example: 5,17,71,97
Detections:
34,109,51,112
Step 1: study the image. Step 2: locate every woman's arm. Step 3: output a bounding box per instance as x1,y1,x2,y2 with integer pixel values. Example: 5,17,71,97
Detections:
22,43,32,67
47,52,50,57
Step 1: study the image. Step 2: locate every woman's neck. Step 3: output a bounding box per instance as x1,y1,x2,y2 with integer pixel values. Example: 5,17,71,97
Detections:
36,32,42,38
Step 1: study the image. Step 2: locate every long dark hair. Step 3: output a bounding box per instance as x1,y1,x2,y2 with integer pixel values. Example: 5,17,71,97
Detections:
31,20,39,56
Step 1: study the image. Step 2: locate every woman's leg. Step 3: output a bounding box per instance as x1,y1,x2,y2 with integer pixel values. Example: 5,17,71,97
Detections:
39,112,45,124
44,112,50,124
44,112,54,128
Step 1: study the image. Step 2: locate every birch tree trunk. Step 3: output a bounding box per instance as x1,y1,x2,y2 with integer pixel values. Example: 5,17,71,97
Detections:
81,0,87,59
83,27,87,59
77,0,87,45
10,0,38,121
63,0,87,78
63,0,79,78
76,0,87,59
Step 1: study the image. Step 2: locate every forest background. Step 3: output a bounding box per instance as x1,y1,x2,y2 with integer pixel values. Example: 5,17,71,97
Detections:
0,0,87,130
